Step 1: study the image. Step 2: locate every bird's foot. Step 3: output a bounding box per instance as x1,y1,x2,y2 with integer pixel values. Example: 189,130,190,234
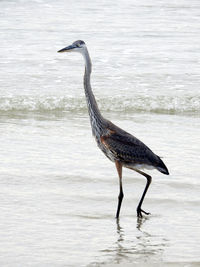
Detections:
137,207,151,218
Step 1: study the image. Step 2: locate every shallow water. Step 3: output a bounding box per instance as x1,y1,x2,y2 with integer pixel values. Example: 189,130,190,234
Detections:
0,0,200,266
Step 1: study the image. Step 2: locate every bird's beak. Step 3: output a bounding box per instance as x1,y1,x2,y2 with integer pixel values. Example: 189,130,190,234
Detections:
57,44,75,53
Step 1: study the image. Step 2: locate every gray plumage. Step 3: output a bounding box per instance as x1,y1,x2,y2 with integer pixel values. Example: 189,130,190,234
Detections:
58,40,169,218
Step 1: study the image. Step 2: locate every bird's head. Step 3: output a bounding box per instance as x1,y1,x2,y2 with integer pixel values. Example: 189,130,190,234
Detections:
57,40,86,54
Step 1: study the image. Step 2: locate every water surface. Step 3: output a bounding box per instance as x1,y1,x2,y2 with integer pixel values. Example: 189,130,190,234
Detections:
0,0,200,266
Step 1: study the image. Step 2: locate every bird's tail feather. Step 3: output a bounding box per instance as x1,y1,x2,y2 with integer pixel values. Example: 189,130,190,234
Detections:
157,157,169,175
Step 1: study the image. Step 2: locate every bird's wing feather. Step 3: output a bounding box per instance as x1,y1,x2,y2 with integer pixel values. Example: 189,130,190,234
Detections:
101,121,159,165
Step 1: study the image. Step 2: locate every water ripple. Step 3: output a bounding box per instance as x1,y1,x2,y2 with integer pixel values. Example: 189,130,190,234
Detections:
0,95,199,116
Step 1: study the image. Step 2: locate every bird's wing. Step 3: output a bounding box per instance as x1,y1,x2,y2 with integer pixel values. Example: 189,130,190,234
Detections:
101,121,158,165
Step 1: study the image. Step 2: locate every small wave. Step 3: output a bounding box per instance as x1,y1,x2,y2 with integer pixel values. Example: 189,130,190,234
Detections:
0,96,86,113
0,95,199,115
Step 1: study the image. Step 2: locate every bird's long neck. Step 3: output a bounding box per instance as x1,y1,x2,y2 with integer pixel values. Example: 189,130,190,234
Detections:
82,48,105,137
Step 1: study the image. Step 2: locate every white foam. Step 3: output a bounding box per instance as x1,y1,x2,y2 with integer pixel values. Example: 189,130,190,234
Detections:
0,95,199,115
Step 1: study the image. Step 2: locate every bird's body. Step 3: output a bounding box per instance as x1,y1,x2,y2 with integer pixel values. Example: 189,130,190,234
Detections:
58,40,169,218
93,118,166,173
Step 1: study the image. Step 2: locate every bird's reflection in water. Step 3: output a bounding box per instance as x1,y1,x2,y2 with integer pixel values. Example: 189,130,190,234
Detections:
111,217,167,265
116,218,124,243
136,216,148,231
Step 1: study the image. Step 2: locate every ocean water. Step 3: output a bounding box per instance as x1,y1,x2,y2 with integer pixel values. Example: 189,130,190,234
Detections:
0,0,200,266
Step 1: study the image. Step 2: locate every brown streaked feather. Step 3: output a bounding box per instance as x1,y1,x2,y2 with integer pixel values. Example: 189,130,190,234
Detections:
100,122,160,167
100,136,110,149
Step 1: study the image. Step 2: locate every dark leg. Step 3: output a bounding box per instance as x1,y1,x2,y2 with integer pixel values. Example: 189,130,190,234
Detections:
128,167,152,218
115,161,124,219
136,170,152,218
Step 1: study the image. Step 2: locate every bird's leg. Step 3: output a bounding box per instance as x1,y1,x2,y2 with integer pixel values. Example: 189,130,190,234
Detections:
128,167,152,218
136,169,152,218
115,161,123,219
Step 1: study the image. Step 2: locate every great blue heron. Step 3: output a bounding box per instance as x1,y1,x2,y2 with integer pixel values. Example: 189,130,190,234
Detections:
58,40,169,218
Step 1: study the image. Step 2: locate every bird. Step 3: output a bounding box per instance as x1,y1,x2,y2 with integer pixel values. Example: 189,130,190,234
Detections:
58,40,169,218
